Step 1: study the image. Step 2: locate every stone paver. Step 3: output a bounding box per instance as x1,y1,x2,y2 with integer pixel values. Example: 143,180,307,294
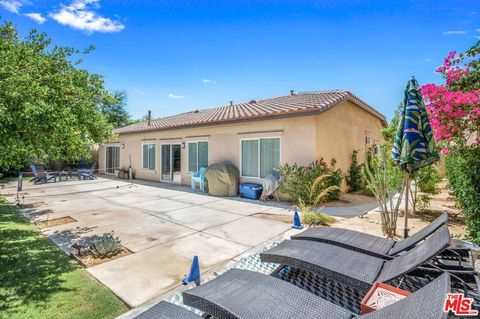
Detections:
5,177,293,308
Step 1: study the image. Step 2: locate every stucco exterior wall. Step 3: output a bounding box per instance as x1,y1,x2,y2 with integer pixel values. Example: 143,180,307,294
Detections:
315,101,385,175
98,102,385,190
98,115,317,185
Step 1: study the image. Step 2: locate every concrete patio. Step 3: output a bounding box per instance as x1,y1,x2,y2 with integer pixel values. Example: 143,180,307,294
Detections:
6,177,295,307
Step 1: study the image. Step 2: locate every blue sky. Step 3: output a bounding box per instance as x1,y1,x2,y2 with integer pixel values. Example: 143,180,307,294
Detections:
2,0,479,121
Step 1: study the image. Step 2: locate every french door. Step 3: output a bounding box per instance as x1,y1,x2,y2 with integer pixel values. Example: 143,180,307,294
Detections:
106,146,120,174
161,144,181,182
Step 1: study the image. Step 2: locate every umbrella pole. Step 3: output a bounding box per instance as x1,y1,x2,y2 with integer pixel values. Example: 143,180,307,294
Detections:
403,173,410,238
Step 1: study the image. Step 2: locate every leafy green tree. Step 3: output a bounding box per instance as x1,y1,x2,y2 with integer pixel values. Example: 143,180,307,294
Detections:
0,21,113,171
382,104,401,141
99,90,133,128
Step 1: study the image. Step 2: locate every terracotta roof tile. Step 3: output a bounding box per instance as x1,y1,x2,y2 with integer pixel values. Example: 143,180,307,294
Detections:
114,90,386,134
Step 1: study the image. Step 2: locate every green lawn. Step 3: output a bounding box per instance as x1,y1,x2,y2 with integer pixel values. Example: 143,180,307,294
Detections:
0,201,129,319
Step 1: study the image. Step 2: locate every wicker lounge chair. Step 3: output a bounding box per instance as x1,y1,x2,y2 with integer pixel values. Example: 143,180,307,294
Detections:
134,301,200,319
181,268,450,319
260,224,450,291
291,212,448,258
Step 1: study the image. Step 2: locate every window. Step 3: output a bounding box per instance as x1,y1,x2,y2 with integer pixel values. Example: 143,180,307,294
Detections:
241,138,280,178
188,141,208,173
142,144,156,170
365,136,371,145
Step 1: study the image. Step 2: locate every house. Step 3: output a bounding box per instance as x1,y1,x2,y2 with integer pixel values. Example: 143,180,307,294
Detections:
98,90,386,189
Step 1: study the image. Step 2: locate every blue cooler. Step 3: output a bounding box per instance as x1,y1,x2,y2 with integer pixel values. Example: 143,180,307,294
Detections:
239,183,263,200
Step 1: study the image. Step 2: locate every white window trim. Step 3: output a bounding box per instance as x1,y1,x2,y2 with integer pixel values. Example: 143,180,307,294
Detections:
187,140,209,174
141,143,157,171
104,144,121,175
239,136,281,179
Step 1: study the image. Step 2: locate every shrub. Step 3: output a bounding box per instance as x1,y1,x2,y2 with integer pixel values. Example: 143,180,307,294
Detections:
416,164,441,194
445,146,480,244
346,150,363,191
295,174,338,227
300,209,336,227
411,164,441,212
89,233,123,258
278,159,343,205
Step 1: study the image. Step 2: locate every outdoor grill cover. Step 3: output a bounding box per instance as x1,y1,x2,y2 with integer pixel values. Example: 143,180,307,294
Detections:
205,163,239,196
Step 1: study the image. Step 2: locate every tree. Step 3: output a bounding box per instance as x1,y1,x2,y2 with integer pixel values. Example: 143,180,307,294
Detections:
99,90,132,128
362,144,405,238
0,21,113,171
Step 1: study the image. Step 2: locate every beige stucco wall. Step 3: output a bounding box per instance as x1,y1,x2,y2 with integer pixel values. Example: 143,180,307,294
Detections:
315,101,385,175
98,102,385,190
98,115,318,185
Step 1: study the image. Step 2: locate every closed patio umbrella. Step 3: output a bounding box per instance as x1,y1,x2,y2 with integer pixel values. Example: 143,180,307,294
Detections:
392,77,438,238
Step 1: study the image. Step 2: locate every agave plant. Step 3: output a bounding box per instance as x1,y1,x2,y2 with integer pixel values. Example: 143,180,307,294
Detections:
89,233,122,258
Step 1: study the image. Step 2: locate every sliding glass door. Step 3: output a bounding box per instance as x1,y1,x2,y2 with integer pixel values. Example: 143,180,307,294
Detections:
161,144,181,181
106,146,120,174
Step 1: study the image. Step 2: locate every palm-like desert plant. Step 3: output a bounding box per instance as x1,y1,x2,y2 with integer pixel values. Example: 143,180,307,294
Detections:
297,174,338,227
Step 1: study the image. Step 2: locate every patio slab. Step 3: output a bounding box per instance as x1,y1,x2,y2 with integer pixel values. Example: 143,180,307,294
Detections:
131,198,191,214
103,192,162,206
12,177,293,308
204,215,292,247
203,199,271,216
87,232,250,307
43,207,145,230
170,193,222,205
157,206,244,231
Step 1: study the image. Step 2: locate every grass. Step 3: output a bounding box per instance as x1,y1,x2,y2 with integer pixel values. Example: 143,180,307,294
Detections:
0,200,129,319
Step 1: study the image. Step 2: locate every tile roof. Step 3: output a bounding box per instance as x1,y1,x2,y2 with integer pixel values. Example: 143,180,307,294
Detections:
114,90,386,134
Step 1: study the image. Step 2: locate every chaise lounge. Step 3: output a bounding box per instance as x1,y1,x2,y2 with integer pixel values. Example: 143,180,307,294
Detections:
291,212,448,258
260,225,450,291
137,270,450,319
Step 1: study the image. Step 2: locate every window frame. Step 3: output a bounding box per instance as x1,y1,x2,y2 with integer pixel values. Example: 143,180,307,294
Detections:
141,143,156,170
240,137,281,179
187,140,209,173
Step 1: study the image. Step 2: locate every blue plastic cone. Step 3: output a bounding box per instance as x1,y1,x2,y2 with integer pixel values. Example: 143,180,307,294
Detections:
182,256,200,286
292,211,303,229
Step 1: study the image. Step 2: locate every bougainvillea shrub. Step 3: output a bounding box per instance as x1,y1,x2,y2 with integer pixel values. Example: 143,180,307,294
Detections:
422,41,480,243
421,42,480,153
